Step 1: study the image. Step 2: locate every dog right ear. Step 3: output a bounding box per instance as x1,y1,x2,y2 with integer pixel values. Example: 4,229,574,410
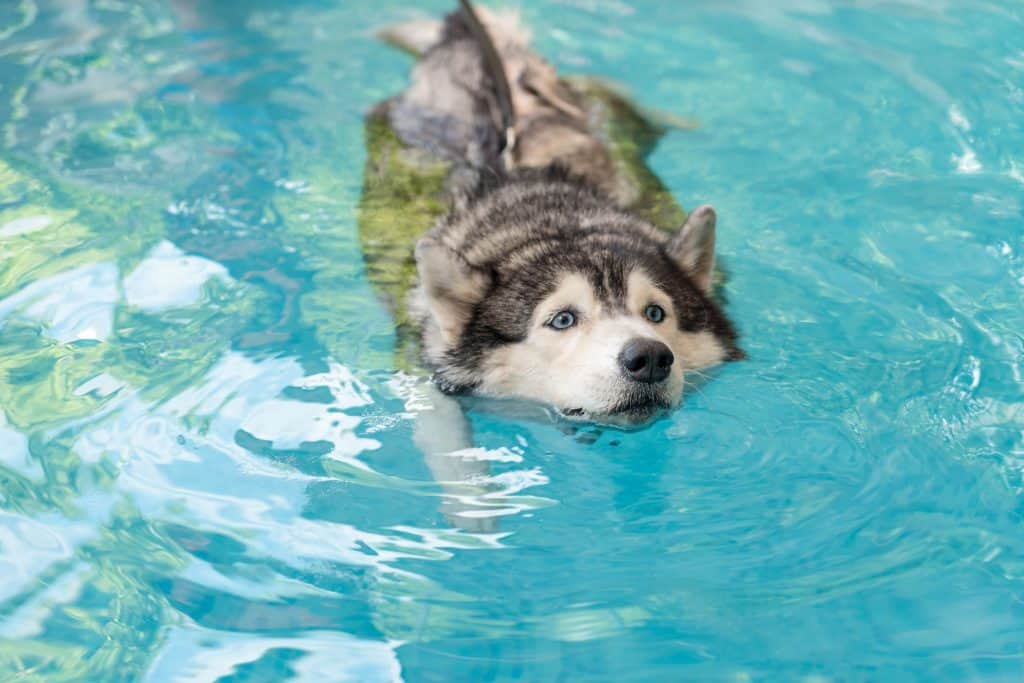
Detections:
667,204,717,294
415,238,491,346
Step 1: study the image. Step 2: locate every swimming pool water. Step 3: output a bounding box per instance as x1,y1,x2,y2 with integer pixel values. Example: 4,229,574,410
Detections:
1,1,1022,680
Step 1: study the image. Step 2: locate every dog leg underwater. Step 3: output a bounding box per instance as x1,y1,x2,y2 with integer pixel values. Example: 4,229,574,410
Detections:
411,382,502,533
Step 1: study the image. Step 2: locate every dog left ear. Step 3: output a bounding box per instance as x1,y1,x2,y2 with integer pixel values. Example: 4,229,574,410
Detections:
667,204,716,293
415,237,492,346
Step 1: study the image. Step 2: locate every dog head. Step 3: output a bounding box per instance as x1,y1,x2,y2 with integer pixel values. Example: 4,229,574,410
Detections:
412,190,742,426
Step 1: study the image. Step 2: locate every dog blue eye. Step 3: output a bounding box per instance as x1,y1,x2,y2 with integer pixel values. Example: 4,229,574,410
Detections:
645,304,666,323
548,310,577,330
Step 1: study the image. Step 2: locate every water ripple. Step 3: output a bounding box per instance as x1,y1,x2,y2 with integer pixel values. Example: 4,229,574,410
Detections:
1,1,1023,681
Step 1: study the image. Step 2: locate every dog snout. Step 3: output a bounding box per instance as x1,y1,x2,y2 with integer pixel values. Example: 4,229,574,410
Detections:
618,338,674,383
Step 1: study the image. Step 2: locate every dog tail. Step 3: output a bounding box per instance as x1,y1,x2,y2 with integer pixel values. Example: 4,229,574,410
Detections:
376,6,530,60
376,18,444,59
380,4,530,173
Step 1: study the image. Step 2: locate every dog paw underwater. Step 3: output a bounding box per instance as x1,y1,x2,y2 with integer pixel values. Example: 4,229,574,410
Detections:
362,1,744,428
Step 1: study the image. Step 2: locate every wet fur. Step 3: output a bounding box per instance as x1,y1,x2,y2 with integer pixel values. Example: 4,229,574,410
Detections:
384,6,742,424
411,166,741,393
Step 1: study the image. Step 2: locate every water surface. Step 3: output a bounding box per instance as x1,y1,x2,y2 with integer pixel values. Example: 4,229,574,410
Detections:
0,1,1022,681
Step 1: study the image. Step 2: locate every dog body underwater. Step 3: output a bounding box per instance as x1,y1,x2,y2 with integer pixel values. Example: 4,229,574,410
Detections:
362,3,742,427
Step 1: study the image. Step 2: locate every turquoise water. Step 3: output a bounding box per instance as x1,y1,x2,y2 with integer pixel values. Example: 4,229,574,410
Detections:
1,0,1022,680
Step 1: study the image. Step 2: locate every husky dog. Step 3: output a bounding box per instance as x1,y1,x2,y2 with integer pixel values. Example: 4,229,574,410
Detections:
366,3,742,428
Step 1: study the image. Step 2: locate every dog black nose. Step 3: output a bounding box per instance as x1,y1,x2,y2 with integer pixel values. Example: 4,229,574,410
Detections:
619,338,674,383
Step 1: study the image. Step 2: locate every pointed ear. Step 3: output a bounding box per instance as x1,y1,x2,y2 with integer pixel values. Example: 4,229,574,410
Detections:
667,204,717,293
415,238,491,346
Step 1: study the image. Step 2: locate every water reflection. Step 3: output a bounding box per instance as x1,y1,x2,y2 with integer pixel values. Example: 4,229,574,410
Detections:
0,253,553,677
0,0,1023,681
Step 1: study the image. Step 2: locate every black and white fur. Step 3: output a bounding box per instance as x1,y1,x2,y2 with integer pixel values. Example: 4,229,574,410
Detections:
386,6,742,426
412,166,741,424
